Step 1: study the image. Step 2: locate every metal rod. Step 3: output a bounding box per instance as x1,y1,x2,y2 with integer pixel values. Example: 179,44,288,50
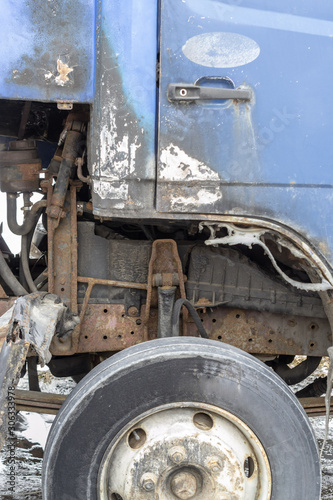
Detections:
79,282,93,322
47,218,56,294
70,184,78,313
13,389,333,418
158,287,177,338
77,276,148,290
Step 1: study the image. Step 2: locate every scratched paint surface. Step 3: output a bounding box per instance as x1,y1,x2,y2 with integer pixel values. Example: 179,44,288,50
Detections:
89,0,157,215
157,0,333,260
0,0,95,102
2,1,333,263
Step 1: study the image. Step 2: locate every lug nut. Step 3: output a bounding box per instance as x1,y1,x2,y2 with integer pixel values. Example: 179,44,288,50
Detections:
207,456,223,473
143,480,154,491
140,473,156,491
169,445,187,464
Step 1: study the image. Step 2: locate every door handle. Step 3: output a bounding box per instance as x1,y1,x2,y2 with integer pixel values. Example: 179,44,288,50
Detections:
167,80,251,102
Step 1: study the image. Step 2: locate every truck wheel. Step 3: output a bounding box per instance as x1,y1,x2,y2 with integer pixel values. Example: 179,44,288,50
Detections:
42,338,320,499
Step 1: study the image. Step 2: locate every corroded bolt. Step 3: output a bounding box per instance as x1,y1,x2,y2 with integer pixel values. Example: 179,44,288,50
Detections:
170,471,197,499
128,306,139,317
140,473,156,492
207,456,223,473
169,445,187,464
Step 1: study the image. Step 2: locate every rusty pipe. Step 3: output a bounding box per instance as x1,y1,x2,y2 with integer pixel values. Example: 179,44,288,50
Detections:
48,130,82,220
7,194,47,236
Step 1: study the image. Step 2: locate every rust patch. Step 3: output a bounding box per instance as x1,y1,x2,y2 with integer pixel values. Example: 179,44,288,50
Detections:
0,299,16,316
0,298,16,350
144,240,187,338
56,59,73,86
76,304,146,352
187,307,332,356
52,194,73,305
44,59,74,87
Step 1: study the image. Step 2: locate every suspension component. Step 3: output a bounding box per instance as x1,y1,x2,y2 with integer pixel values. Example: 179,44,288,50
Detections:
0,139,41,193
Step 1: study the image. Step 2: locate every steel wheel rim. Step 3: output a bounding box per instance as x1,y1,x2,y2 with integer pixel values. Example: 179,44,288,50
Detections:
98,402,272,500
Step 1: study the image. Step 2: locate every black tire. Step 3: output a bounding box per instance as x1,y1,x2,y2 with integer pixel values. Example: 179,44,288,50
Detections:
42,338,321,499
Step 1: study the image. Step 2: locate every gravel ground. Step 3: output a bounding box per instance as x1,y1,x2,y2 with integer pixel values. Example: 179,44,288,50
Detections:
0,362,332,499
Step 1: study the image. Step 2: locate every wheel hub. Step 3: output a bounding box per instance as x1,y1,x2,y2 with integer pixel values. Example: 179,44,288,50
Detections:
98,403,271,500
170,470,197,499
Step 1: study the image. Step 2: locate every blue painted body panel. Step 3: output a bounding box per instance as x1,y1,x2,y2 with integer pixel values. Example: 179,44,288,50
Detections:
1,0,333,264
0,0,95,102
157,0,333,260
89,0,158,215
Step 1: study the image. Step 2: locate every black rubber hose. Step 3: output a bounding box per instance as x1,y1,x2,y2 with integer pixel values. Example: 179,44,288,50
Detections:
20,207,45,293
273,356,321,385
171,298,208,338
0,249,27,295
295,376,327,398
7,194,47,236
21,234,37,292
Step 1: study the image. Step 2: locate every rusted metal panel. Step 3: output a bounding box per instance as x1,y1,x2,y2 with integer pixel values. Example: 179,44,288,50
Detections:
187,307,332,357
77,304,146,352
50,186,78,308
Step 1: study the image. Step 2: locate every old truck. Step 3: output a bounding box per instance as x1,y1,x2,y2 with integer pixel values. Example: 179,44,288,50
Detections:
0,0,332,498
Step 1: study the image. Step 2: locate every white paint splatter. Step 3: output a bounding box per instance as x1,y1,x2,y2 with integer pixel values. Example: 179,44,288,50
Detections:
204,224,333,292
159,144,219,181
170,188,222,210
96,110,141,182
182,32,260,68
93,179,128,201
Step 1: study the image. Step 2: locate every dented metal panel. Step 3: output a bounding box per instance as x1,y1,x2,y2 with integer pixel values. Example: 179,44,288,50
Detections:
0,293,79,451
0,0,95,102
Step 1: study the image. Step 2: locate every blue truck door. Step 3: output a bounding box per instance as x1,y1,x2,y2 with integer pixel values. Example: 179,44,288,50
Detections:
157,1,333,218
